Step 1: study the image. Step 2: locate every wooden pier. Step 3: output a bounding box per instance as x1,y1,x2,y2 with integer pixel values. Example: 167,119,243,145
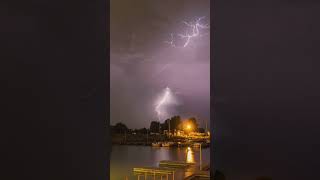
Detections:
133,161,210,180
159,160,195,168
133,167,175,180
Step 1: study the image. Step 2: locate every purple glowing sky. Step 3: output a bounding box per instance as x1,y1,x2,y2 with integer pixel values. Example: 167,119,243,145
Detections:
110,0,210,128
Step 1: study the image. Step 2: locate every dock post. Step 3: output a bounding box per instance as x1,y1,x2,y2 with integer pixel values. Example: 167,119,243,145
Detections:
153,170,156,180
166,174,169,180
172,171,175,180
144,172,147,180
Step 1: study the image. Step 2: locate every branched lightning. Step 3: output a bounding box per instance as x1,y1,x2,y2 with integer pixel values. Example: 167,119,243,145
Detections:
165,17,209,48
153,17,209,121
179,17,209,47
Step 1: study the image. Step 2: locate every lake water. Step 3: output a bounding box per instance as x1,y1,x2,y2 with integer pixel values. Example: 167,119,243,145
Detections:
110,145,210,180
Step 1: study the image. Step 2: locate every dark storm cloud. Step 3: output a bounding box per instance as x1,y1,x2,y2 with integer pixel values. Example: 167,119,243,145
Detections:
110,0,210,128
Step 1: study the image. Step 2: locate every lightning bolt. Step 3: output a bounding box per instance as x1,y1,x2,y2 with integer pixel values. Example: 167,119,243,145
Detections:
165,17,209,48
155,87,171,121
178,16,209,47
152,17,209,121
156,17,209,78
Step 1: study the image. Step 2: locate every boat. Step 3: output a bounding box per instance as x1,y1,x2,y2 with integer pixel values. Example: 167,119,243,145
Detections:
162,142,174,147
151,142,162,147
177,141,189,147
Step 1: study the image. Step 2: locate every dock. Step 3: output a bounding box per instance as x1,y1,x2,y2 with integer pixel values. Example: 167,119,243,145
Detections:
133,160,210,180
133,167,176,180
159,160,195,168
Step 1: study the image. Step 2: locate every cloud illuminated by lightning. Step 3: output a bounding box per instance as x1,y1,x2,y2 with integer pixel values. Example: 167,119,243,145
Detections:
165,17,209,48
153,17,209,121
155,87,172,121
164,33,176,48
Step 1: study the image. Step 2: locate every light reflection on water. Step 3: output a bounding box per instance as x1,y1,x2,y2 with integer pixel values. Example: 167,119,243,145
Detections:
110,145,210,180
186,147,195,163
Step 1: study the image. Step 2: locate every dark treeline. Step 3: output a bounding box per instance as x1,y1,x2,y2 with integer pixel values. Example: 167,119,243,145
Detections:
111,115,206,134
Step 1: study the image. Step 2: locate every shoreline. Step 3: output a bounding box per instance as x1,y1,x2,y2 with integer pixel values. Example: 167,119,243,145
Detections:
112,140,210,148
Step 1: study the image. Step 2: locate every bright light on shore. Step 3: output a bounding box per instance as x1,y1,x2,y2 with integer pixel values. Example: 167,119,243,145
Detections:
184,122,193,132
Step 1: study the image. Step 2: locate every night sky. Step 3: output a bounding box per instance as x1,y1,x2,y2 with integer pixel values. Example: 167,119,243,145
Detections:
110,0,210,128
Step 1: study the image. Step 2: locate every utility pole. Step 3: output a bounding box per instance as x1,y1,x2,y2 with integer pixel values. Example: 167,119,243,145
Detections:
168,119,171,138
205,119,208,133
200,143,202,170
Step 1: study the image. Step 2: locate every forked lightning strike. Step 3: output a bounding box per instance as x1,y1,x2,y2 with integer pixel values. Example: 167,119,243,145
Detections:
155,87,171,121
165,17,209,48
154,17,209,120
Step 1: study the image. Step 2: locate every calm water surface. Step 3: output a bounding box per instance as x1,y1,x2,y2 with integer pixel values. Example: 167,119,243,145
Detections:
110,145,210,180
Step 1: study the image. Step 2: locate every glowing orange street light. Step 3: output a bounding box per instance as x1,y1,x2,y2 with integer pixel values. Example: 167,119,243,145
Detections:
184,122,193,132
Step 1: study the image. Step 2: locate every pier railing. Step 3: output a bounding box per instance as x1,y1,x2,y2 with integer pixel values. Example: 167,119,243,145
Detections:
133,160,210,180
133,167,176,180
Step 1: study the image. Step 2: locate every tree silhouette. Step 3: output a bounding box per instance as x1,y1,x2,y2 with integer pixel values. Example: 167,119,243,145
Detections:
150,121,160,133
189,117,199,131
198,128,205,133
170,116,181,130
137,128,148,134
160,115,182,133
113,122,128,134
160,119,169,132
